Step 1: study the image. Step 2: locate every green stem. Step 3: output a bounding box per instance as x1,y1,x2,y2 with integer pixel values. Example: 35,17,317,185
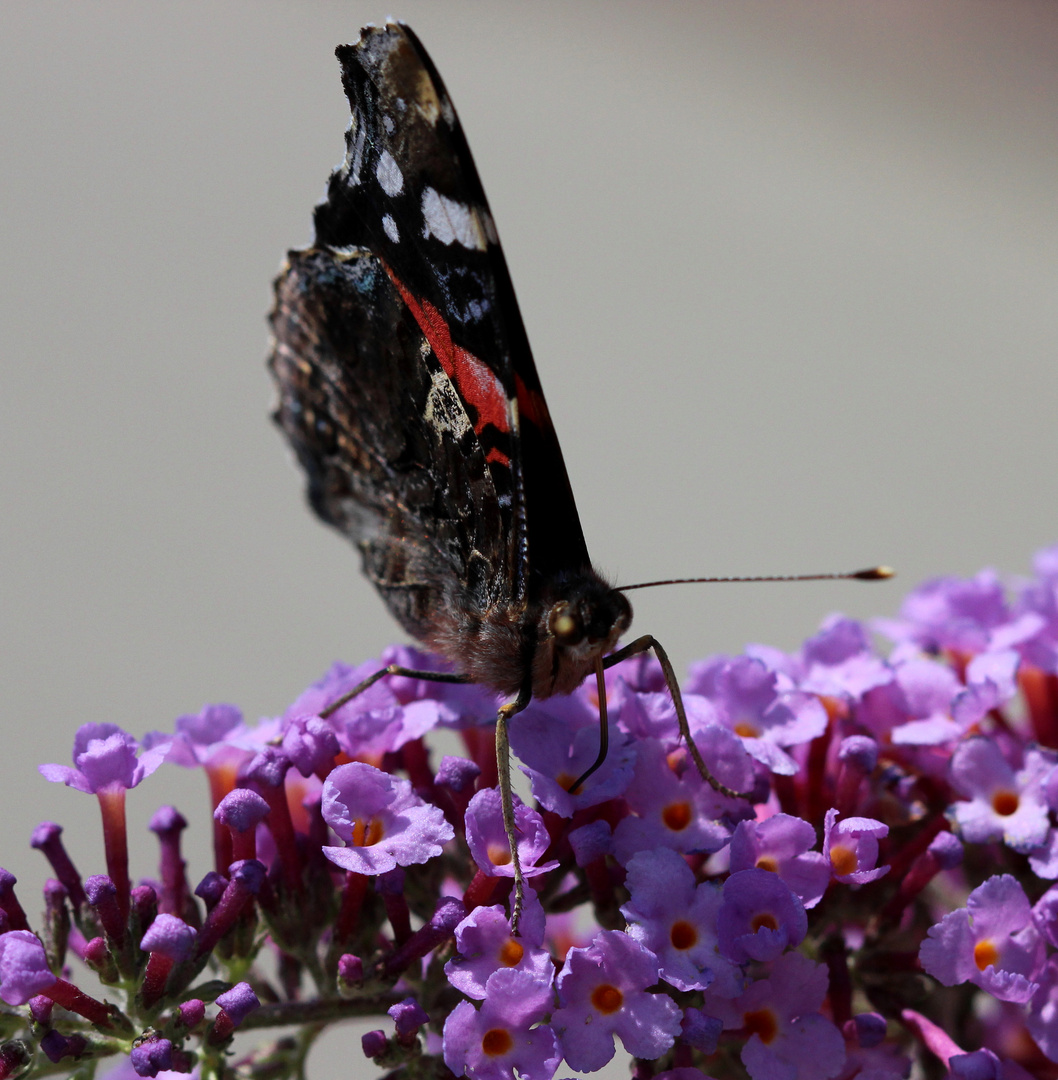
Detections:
238,993,405,1031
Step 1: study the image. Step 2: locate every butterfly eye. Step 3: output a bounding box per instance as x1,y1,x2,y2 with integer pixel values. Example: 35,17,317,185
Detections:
548,603,584,645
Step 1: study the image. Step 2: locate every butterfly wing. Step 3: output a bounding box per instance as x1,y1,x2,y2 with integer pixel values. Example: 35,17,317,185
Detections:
270,22,591,683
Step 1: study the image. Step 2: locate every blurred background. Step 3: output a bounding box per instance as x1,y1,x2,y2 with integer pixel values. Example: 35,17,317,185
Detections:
2,1,1057,1074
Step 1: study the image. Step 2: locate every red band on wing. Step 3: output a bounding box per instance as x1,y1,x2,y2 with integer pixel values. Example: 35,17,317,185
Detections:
384,263,510,437
514,373,550,429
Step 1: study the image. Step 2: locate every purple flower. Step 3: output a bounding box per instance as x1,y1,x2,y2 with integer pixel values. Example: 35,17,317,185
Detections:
948,738,1054,852
1028,955,1058,1063
442,967,560,1080
875,569,1013,654
140,914,196,962
728,814,830,909
281,714,339,778
389,997,429,1037
716,869,807,963
321,762,454,875
286,658,454,759
703,951,846,1080
551,930,682,1071
612,682,681,743
0,931,56,1005
379,644,502,724
686,655,827,775
508,700,635,816
130,1036,173,1077
464,790,558,879
798,615,894,702
621,848,742,996
919,874,1044,1004
148,703,247,769
822,809,889,884
1033,884,1058,948
445,895,553,1000
878,656,964,747
611,739,732,866
215,981,259,1026
39,723,169,794
285,661,405,760
436,755,481,792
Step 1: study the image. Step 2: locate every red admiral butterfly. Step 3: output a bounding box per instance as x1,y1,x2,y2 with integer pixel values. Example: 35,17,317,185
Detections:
269,22,888,922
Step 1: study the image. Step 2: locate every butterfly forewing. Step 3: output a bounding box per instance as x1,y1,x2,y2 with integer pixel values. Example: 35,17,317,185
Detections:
270,22,606,694
317,24,592,587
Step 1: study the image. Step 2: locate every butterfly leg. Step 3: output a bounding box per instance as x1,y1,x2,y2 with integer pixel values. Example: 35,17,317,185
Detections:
602,636,753,800
569,660,610,793
319,666,473,719
495,682,533,934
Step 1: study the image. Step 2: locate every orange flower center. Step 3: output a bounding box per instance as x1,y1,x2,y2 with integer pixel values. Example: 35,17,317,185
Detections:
351,817,385,847
591,984,624,1014
755,855,779,873
734,720,760,738
750,912,779,933
974,939,1000,971
743,1008,778,1044
499,939,524,966
481,1029,513,1057
487,844,512,866
556,772,578,792
670,920,698,951
829,843,858,877
662,801,692,832
991,790,1019,817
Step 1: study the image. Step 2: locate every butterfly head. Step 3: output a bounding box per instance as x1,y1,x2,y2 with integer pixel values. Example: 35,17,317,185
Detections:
533,575,632,698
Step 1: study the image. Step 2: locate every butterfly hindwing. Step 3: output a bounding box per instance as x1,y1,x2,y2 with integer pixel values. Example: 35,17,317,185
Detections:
270,246,507,643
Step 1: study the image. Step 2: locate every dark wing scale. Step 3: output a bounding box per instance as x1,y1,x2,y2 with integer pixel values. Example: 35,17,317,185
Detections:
311,22,591,599
269,246,505,642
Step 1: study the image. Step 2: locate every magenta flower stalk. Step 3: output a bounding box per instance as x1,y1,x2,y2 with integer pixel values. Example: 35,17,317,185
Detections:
96,787,131,922
29,822,86,910
190,859,265,963
0,871,29,933
139,914,196,1008
215,788,270,865
242,749,303,892
148,806,190,918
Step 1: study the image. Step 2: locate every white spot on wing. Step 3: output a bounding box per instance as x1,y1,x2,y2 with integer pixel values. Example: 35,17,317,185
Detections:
482,211,499,245
382,115,395,134
421,187,488,250
440,95,456,127
424,368,471,440
375,150,404,197
343,116,367,186
382,214,400,243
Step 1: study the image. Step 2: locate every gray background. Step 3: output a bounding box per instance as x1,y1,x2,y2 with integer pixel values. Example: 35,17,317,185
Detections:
3,1,1057,1075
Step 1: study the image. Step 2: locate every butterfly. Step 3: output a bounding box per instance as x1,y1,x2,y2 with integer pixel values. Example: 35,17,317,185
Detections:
268,21,885,923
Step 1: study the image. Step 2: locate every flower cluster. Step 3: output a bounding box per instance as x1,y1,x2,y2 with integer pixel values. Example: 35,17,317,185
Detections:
3,546,1058,1078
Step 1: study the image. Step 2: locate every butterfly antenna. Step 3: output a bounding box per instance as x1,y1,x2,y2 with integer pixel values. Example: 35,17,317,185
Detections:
617,566,894,592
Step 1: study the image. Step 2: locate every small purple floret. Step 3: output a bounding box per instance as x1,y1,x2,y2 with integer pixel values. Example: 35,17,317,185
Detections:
716,868,807,963
321,762,454,876
823,808,890,884
216,981,260,1026
140,914,196,961
0,930,57,1005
